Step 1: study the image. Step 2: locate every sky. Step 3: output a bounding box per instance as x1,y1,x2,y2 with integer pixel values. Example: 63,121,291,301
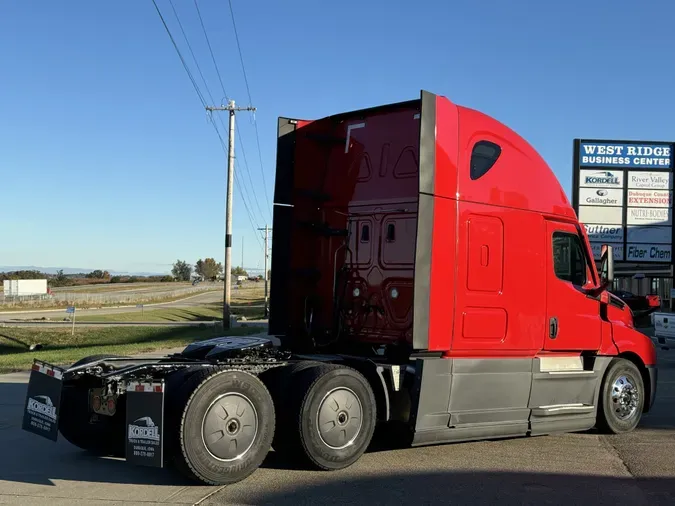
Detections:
1,0,674,274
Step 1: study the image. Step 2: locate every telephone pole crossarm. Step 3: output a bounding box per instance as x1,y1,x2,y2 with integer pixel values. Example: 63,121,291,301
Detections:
206,105,257,113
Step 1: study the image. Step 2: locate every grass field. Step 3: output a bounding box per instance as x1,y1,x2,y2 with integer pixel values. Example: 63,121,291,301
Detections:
49,282,196,293
75,301,266,322
0,326,262,373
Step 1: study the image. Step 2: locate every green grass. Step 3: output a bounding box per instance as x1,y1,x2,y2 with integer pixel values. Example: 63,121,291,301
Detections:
0,283,264,312
50,282,195,293
0,289,222,312
74,301,266,322
0,325,262,374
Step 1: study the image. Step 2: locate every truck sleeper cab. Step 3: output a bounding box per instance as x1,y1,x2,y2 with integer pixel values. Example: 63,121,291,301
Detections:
21,90,658,487
269,90,657,448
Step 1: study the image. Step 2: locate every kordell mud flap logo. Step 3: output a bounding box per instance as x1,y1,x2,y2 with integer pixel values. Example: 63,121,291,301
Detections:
128,417,161,442
27,396,58,423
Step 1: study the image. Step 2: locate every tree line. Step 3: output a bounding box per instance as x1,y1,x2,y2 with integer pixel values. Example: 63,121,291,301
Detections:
0,269,174,288
0,260,260,288
171,259,250,282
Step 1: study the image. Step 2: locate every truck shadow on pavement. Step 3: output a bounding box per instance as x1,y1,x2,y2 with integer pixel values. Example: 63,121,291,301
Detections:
0,381,194,487
229,470,675,506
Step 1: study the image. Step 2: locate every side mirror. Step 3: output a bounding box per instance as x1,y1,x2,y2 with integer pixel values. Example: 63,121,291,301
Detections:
600,244,614,285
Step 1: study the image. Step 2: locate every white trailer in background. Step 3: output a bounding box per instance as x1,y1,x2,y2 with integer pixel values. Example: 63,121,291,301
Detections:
3,279,48,296
652,312,675,349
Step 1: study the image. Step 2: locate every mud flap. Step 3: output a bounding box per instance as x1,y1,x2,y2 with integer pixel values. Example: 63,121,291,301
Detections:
125,380,165,468
21,360,65,441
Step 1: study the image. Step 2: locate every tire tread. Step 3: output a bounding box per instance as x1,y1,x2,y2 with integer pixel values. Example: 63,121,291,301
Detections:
168,367,274,485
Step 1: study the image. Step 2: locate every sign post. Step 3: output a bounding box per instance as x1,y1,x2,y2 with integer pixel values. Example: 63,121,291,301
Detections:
66,306,76,335
136,304,144,317
573,139,674,273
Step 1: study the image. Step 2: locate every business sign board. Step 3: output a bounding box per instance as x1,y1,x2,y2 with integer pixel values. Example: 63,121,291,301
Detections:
579,188,624,207
626,226,671,244
625,244,672,262
578,206,623,225
627,171,673,190
579,142,672,169
579,169,625,188
627,190,672,208
590,242,624,262
573,139,675,264
584,224,624,243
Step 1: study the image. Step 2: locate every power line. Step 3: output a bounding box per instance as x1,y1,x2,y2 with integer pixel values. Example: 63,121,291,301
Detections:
168,0,215,106
151,0,206,108
169,0,266,226
194,0,229,102
151,0,263,254
236,129,268,225
227,0,272,217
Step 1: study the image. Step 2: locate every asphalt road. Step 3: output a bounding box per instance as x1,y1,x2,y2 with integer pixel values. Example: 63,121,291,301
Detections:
0,337,673,505
0,290,224,321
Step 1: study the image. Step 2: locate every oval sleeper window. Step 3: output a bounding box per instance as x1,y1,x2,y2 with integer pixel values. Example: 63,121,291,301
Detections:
470,141,501,180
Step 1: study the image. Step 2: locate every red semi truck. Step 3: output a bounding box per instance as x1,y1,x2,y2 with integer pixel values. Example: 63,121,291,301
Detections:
21,90,657,485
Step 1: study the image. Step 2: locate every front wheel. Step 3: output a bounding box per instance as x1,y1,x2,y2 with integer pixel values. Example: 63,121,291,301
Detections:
596,358,645,434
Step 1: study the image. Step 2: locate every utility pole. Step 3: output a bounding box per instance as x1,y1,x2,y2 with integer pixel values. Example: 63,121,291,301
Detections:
258,225,271,318
206,100,256,328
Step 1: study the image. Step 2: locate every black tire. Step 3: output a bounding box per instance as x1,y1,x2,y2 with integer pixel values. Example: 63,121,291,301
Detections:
59,354,127,456
596,358,645,434
261,361,323,452
275,363,376,471
169,368,275,485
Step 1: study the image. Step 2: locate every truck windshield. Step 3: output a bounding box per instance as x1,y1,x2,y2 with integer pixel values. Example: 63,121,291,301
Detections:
552,232,586,286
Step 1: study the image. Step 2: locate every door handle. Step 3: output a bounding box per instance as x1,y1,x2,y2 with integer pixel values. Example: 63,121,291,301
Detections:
549,317,558,339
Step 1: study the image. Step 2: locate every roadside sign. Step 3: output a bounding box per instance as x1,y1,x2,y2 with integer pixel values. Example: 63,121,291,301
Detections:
573,139,675,265
136,304,143,308
66,306,76,334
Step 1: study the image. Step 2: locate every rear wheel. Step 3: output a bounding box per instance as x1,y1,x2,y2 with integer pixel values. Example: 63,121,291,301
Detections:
596,358,645,434
275,364,376,470
58,354,127,456
169,368,275,485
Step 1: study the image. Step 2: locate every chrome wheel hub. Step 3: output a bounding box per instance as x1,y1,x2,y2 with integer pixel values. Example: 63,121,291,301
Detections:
611,375,639,420
202,393,258,462
317,387,363,449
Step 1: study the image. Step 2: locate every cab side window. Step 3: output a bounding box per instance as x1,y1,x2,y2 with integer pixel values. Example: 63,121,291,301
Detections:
552,232,586,286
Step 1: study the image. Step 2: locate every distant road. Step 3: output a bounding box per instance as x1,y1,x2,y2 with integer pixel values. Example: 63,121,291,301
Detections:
0,290,225,321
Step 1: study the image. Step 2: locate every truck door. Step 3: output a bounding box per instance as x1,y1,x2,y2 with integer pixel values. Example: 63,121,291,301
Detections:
545,221,602,351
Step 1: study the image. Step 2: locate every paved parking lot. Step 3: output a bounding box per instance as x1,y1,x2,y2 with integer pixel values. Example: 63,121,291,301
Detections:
0,337,673,505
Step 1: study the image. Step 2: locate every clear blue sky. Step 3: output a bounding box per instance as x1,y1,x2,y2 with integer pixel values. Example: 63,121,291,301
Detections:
1,0,674,274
